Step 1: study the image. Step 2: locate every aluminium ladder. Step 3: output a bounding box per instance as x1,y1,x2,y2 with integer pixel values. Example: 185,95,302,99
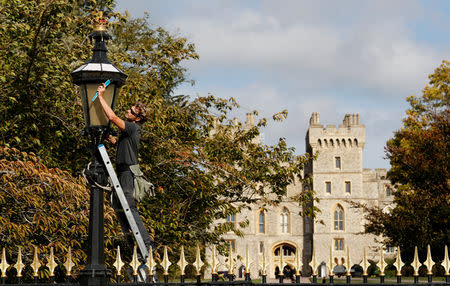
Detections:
97,144,150,281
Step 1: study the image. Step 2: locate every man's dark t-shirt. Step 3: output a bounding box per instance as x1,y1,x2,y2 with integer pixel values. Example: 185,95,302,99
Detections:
113,120,153,255
117,121,141,170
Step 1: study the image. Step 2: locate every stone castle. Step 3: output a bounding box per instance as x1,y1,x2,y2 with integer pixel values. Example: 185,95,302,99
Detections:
206,112,394,278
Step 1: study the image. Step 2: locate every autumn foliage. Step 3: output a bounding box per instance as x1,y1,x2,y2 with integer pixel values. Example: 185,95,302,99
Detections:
0,147,119,278
357,61,449,264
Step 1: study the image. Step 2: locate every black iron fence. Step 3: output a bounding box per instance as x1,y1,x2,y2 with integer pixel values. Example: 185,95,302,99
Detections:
0,244,449,285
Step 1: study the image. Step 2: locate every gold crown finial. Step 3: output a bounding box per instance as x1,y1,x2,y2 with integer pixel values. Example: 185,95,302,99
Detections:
93,11,107,32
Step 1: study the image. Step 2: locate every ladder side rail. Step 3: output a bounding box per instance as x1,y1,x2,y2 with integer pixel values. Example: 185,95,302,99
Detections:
98,144,149,260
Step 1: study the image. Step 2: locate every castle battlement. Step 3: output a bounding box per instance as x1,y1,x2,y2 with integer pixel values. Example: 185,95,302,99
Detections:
245,112,255,128
363,168,388,180
307,112,366,149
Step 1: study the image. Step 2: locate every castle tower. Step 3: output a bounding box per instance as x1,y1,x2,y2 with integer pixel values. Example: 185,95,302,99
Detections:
204,112,393,279
304,113,381,276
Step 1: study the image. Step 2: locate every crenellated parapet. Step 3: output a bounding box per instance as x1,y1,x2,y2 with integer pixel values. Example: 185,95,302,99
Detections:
363,168,388,181
306,113,365,151
245,112,255,129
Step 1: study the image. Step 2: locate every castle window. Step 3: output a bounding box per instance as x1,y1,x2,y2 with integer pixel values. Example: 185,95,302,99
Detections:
336,139,340,147
335,157,341,169
345,181,351,193
334,206,344,230
318,139,322,147
342,139,346,147
386,187,391,196
226,239,236,252
326,181,331,193
305,241,311,253
280,208,290,233
354,138,358,147
226,214,235,224
259,241,264,253
385,245,395,253
259,211,265,233
305,216,311,233
334,238,344,251
330,139,334,147
348,138,352,147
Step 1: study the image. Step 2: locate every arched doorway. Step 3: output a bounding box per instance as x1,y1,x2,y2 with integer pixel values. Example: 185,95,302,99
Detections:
272,242,297,278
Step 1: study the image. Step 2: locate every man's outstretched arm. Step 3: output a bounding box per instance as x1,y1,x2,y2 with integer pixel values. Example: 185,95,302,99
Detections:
97,84,125,130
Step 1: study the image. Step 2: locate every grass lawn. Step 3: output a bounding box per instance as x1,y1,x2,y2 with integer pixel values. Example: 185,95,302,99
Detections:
311,276,447,284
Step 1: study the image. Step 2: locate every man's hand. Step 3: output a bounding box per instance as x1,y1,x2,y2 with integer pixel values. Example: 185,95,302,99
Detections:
107,134,117,145
97,84,106,97
96,83,126,131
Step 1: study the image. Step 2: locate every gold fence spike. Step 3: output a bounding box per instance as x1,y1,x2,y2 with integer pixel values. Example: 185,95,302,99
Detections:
193,244,204,276
226,244,235,274
412,246,420,276
162,246,171,276
177,246,189,276
64,247,74,277
377,247,386,276
329,246,336,276
130,245,140,276
46,247,57,277
14,247,25,278
31,246,41,277
0,248,10,278
145,246,157,276
424,244,435,275
361,247,369,276
309,247,318,276
394,246,404,276
210,245,219,274
294,248,302,276
113,246,124,276
345,247,351,276
244,244,252,274
259,246,267,276
443,245,450,276
279,246,285,275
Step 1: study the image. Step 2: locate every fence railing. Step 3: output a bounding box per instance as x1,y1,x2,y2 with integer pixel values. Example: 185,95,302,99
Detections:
0,244,449,285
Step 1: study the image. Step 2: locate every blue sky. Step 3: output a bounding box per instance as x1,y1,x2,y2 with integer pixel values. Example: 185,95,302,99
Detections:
115,0,449,169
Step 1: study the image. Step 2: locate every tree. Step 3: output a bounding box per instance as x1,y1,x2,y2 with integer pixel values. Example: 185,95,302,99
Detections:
0,1,314,277
356,60,449,264
0,146,120,282
0,0,115,172
0,0,309,256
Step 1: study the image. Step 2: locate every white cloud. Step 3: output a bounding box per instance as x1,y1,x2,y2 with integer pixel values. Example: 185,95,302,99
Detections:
170,0,441,95
116,0,449,169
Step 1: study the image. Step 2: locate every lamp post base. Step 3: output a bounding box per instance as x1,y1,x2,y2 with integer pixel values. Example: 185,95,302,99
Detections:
80,156,109,286
78,269,110,286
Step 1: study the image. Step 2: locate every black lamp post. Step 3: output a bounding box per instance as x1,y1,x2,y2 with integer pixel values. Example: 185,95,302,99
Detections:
71,12,127,286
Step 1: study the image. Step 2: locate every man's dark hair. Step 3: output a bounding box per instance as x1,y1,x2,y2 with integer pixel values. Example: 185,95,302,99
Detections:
134,101,148,123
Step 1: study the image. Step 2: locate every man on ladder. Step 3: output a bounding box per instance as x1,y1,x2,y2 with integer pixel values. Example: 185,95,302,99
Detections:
96,84,153,260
